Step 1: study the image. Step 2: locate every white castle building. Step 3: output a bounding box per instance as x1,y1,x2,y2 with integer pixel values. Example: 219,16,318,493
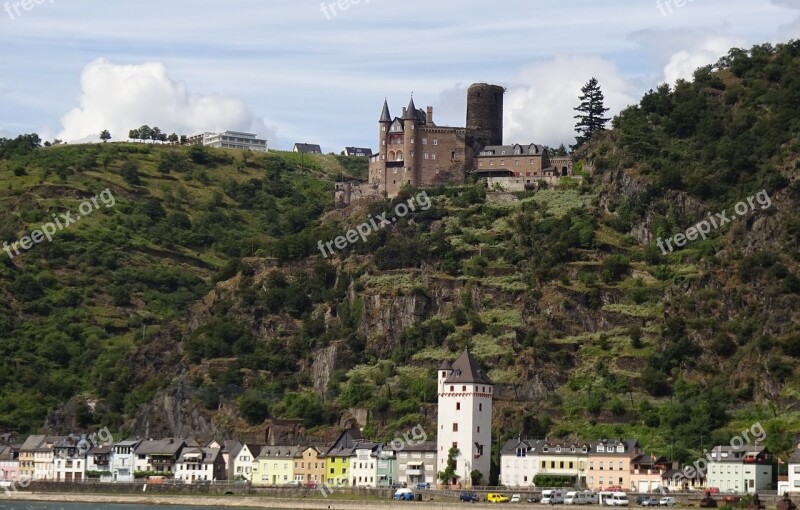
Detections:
436,348,493,486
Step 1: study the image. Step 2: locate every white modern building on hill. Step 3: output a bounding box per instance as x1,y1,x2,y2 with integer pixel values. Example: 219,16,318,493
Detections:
707,444,774,493
188,131,268,152
436,347,493,486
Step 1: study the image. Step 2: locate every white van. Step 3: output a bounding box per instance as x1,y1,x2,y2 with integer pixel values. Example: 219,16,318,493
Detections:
608,492,629,506
565,491,593,505
542,489,568,504
599,492,614,506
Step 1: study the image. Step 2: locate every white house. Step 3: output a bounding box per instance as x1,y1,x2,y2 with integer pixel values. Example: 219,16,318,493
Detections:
134,438,186,475
111,440,140,482
788,446,800,494
349,442,380,487
174,447,226,482
53,435,87,482
229,443,259,481
436,347,493,486
86,444,113,478
500,438,542,488
707,444,774,493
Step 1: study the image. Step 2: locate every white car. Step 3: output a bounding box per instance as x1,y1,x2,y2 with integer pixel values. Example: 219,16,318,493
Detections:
511,494,521,503
659,497,676,506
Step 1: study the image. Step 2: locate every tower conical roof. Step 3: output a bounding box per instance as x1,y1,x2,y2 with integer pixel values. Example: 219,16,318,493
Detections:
403,97,419,120
380,99,391,123
444,347,493,385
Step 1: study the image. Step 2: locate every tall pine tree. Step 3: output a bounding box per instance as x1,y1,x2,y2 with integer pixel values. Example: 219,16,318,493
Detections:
573,77,610,150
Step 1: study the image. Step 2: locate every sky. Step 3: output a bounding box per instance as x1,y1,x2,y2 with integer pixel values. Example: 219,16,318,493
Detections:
0,0,798,152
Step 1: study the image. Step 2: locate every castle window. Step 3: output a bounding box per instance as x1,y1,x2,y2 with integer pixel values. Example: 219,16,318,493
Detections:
452,423,458,432
422,138,427,145
515,160,519,166
477,426,480,433
456,402,460,411
424,153,428,159
441,371,446,377
433,139,438,146
431,154,436,160
479,403,483,412
462,385,466,391
450,386,454,392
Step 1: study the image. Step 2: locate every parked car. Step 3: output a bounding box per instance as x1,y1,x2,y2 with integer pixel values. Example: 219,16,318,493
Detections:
706,487,720,494
511,494,521,503
284,480,302,486
416,482,430,489
608,492,629,506
635,496,651,506
488,493,510,503
393,488,414,500
390,482,406,489
659,497,676,506
460,492,479,502
527,496,540,503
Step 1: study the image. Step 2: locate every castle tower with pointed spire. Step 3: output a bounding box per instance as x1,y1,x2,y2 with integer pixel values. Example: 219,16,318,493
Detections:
366,85,504,198
436,347,493,487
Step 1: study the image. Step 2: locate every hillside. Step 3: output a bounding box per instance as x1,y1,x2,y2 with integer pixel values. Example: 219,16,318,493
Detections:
1,41,799,483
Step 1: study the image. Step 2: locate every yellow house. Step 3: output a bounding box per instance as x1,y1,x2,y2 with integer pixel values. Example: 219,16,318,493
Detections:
324,429,364,487
252,446,300,486
586,439,641,491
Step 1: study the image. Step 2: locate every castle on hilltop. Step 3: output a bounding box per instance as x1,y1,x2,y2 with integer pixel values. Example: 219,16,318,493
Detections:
335,83,578,205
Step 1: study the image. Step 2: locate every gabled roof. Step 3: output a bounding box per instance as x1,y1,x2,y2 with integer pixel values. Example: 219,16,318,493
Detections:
294,143,322,154
592,439,640,456
325,429,366,457
380,99,392,123
443,348,493,385
500,438,543,455
134,438,186,456
257,445,301,459
88,444,113,455
34,435,63,452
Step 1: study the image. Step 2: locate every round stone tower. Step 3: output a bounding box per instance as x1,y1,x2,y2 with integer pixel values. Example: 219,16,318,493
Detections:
466,83,505,150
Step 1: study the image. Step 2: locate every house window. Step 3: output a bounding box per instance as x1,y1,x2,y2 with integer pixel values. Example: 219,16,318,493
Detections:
462,385,466,391
589,461,594,470
449,386,454,391
541,461,546,468
560,461,564,469
452,442,458,450
569,462,574,469
599,462,604,470
453,423,458,432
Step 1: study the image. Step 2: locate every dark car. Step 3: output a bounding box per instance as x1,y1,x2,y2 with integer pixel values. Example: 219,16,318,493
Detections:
527,496,540,503
417,482,431,489
460,492,479,502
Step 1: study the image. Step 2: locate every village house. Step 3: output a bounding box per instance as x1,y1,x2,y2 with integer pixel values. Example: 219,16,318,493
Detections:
252,445,300,486
324,429,364,486
134,438,187,475
228,442,260,481
111,439,140,482
0,443,20,482
174,447,226,482
500,438,543,488
397,441,437,487
537,440,591,486
788,446,800,494
707,444,774,493
349,441,381,487
52,434,87,482
294,445,327,485
33,435,61,480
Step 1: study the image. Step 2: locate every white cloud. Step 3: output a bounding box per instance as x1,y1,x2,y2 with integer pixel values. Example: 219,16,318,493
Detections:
663,35,747,84
56,59,275,143
503,56,639,148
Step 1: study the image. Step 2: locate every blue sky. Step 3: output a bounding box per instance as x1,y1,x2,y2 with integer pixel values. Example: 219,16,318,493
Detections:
0,0,798,151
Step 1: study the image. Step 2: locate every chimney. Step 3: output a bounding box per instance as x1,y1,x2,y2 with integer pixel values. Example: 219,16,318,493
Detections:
427,106,434,125
402,107,407,117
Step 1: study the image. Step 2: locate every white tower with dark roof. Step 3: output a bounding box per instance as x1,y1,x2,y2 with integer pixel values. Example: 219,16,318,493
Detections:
436,347,493,486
